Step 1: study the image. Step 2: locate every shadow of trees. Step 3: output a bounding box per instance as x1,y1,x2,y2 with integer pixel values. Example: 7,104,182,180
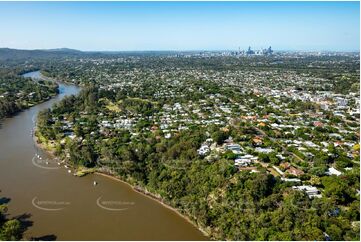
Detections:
30,234,57,241
1,193,57,241
0,197,11,206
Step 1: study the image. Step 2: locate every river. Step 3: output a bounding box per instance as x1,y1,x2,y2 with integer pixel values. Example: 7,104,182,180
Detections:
0,71,206,240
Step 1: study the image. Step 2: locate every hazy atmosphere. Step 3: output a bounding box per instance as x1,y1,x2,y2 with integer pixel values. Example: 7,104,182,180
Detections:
0,1,359,51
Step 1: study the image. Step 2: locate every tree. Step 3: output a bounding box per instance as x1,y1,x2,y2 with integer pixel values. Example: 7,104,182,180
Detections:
0,192,22,240
321,176,355,205
212,130,228,145
0,219,21,240
326,224,343,241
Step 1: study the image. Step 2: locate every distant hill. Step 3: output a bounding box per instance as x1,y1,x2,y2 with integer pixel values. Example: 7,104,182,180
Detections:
0,48,196,61
0,48,85,61
42,48,83,53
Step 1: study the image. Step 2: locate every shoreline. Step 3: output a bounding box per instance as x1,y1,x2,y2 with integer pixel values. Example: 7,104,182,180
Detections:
94,171,210,238
33,133,210,239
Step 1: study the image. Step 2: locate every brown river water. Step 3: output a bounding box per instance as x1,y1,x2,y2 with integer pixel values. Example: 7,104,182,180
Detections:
0,71,207,240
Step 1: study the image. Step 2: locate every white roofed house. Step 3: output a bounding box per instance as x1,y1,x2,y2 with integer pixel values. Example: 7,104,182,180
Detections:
234,158,252,167
304,141,318,148
234,154,257,167
225,143,242,154
101,120,112,128
292,185,322,198
255,147,274,154
325,167,342,176
198,144,210,156
335,97,348,108
281,177,301,182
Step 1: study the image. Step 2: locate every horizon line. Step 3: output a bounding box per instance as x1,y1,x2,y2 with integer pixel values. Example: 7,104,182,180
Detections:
1,47,360,53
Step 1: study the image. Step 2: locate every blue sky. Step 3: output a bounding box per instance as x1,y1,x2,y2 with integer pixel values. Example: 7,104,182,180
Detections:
0,1,359,51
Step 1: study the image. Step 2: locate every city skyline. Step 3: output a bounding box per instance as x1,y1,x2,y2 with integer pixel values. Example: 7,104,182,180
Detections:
0,1,359,51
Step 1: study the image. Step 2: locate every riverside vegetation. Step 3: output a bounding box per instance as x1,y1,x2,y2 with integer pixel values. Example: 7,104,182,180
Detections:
0,67,58,119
